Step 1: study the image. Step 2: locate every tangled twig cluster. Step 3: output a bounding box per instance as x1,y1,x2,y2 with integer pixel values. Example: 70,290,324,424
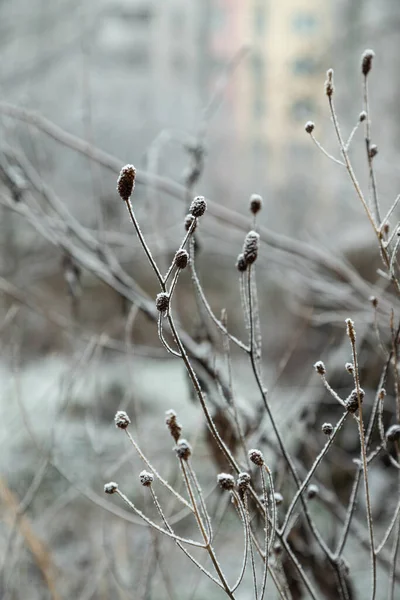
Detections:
102,49,400,600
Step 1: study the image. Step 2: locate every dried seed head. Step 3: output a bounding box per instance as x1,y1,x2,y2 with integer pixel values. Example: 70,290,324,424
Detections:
174,249,189,269
307,484,319,499
174,439,192,461
359,111,367,122
274,492,284,506
114,410,131,430
237,472,251,492
217,473,235,491
325,69,334,97
305,121,315,134
250,194,263,215
236,253,247,272
243,230,260,265
386,424,400,443
369,296,378,308
156,292,169,313
345,362,354,374
248,449,264,466
314,361,326,376
139,470,154,487
189,196,207,218
361,49,375,76
165,409,182,442
117,164,136,202
346,388,365,413
369,144,378,159
184,213,197,232
322,422,333,435
345,318,356,344
104,481,118,494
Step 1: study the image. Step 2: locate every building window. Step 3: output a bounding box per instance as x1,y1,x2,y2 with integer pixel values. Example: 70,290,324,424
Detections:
292,57,317,75
292,12,317,34
291,98,314,121
254,4,266,36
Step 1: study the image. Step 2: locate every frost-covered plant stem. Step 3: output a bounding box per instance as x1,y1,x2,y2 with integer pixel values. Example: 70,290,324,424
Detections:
346,319,376,600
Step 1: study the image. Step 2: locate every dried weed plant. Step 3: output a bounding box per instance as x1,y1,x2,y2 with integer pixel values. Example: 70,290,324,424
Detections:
102,50,400,600
0,49,399,600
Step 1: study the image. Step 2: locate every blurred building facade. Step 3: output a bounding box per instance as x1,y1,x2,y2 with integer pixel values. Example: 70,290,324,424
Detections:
2,0,400,227
211,1,332,184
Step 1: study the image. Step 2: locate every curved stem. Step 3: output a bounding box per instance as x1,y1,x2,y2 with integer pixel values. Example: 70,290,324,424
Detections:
124,430,192,510
180,459,235,598
149,487,223,589
125,199,164,287
189,243,249,352
230,491,250,593
281,412,348,534
158,314,182,357
116,489,204,547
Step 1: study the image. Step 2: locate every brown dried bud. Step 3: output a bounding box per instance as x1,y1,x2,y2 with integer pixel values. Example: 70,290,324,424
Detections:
237,472,251,492
174,439,192,461
184,214,197,232
369,144,378,159
386,425,400,443
322,422,333,435
361,49,375,76
325,69,334,97
314,361,326,376
378,388,386,401
305,121,315,134
165,409,182,442
189,196,207,218
249,449,264,466
359,111,367,122
217,473,235,491
274,492,284,506
156,292,169,313
117,164,136,202
243,231,260,265
139,470,154,487
369,296,378,308
307,484,319,499
174,249,189,269
250,194,263,215
236,253,247,272
345,318,356,344
104,482,118,494
345,362,354,374
114,410,131,430
346,388,365,413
